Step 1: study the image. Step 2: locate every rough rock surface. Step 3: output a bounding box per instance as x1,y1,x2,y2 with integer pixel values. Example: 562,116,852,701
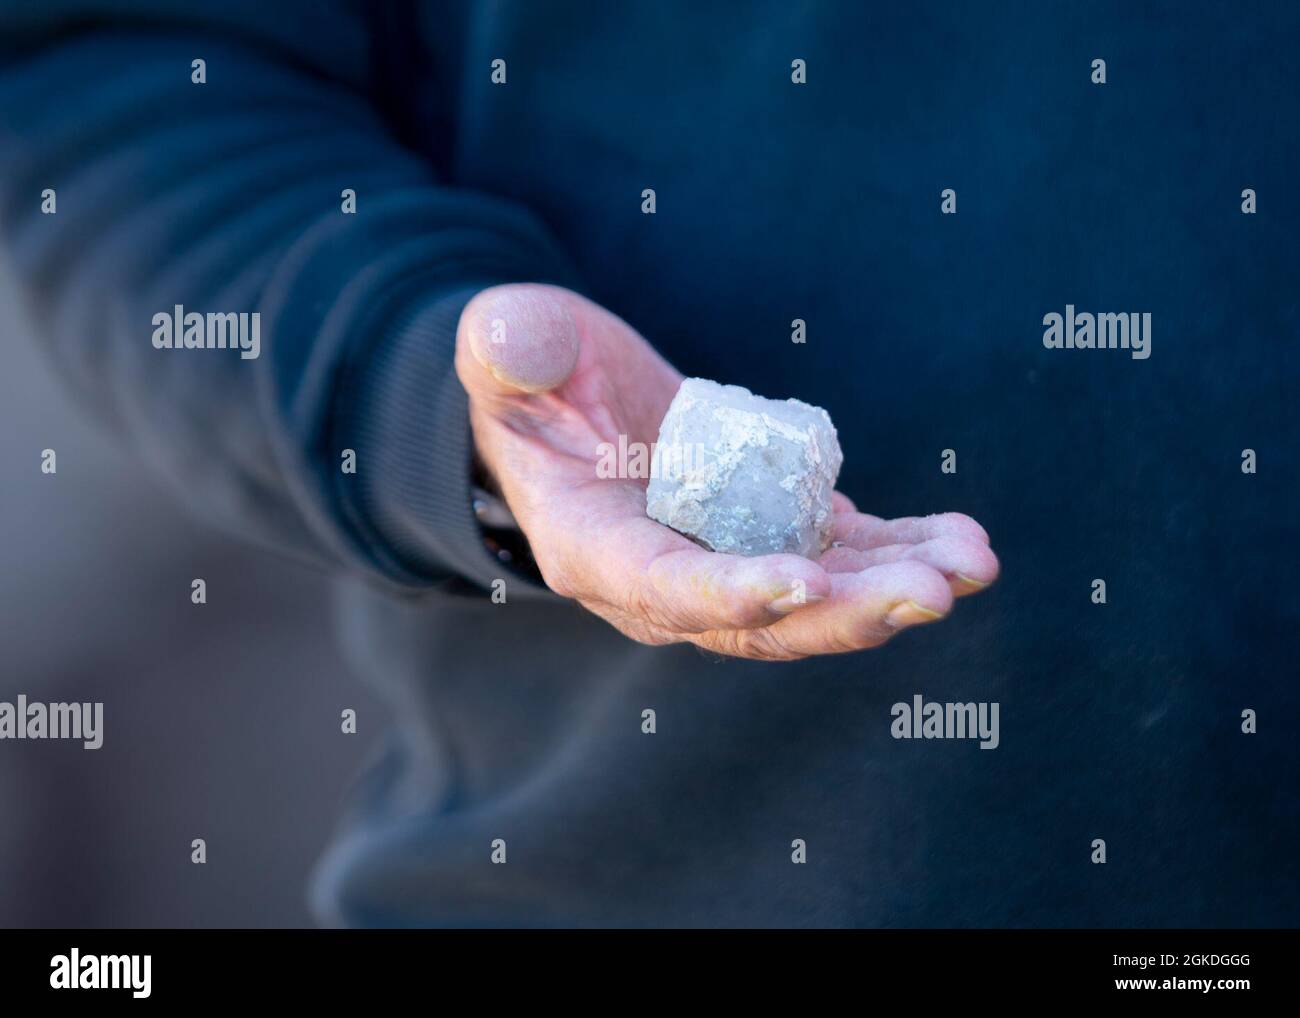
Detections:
646,378,843,558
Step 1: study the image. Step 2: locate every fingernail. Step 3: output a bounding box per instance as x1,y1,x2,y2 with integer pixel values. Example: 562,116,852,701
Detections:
768,593,826,614
886,600,945,627
953,573,989,593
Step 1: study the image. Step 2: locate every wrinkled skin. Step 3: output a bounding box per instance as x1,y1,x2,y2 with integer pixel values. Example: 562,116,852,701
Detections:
456,284,999,661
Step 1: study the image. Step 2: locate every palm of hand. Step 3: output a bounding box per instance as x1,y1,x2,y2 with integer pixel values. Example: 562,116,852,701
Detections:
456,284,997,661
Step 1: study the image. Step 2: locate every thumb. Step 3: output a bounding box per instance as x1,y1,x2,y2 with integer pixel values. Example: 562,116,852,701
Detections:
456,283,581,398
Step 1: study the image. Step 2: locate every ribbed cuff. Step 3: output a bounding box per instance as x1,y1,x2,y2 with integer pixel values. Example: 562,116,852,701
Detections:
335,283,552,597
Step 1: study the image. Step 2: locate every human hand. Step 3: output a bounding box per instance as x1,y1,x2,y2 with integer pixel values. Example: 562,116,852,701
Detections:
456,284,998,660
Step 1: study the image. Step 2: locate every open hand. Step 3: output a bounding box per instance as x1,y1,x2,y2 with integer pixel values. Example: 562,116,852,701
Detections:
456,284,998,661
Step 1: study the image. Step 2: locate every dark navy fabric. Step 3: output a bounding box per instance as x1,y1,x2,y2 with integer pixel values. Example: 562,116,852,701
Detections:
1,2,1295,926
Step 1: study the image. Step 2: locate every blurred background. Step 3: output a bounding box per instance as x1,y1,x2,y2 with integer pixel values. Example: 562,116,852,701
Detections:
0,267,382,927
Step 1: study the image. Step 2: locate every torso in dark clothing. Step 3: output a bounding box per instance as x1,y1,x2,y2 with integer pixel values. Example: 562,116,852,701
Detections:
313,1,1299,926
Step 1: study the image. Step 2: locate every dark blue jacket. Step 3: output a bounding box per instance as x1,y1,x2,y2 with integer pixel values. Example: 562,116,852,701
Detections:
1,1,1296,925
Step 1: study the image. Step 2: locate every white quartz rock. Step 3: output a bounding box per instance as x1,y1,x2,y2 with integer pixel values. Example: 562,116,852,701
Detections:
646,378,843,558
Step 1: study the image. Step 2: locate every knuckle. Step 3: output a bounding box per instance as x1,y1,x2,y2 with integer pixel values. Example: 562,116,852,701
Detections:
896,561,955,606
623,581,656,621
936,512,990,544
570,597,680,647
732,626,807,662
620,626,681,648
719,598,768,631
854,624,892,651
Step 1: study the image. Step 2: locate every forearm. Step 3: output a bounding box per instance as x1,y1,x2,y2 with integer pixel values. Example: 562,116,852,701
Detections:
0,3,580,587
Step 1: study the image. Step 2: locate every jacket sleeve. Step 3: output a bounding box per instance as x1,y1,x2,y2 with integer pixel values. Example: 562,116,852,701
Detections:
0,1,579,593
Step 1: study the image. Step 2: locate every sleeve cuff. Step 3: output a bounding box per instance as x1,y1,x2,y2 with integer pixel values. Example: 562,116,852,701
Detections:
334,284,556,598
